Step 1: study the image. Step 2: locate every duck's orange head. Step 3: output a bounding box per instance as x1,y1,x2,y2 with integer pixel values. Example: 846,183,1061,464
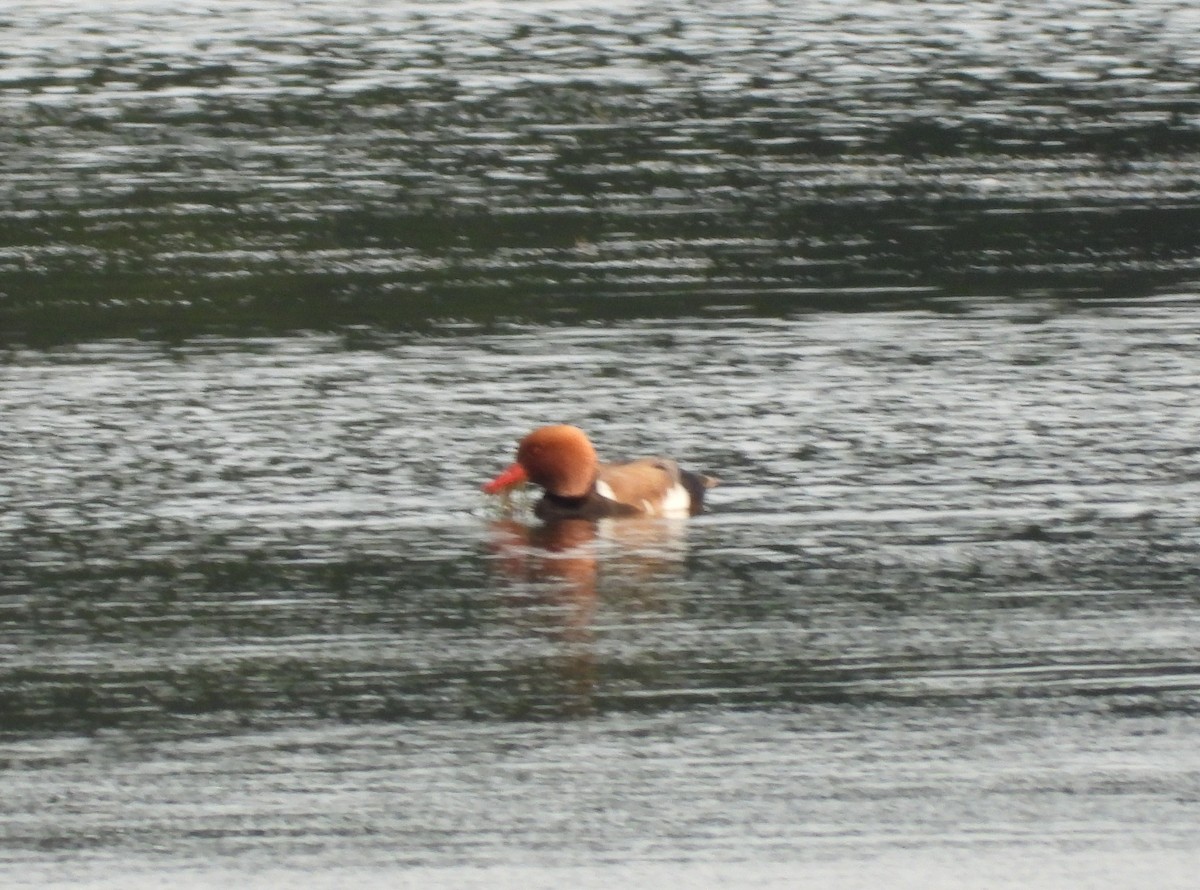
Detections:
483,424,598,499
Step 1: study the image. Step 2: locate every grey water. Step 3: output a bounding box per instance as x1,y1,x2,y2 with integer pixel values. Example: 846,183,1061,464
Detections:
3,1,1200,887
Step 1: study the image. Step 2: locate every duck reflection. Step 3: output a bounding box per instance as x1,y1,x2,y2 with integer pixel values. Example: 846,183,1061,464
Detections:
487,515,689,601
488,518,602,616
485,514,691,715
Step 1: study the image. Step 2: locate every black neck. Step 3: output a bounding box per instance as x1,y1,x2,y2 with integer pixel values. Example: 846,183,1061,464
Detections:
542,491,591,509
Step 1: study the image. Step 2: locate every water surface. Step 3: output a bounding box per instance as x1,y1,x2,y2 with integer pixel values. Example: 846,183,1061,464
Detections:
4,308,1200,885
2,1,1200,887
3,0,1200,339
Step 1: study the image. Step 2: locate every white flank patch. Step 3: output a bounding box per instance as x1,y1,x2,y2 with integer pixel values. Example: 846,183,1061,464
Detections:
597,479,691,517
659,483,692,518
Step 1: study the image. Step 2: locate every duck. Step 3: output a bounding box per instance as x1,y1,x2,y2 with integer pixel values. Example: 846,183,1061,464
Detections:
483,424,717,521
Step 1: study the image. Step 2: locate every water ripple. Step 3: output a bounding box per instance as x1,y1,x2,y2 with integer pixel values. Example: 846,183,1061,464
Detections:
4,1,1200,339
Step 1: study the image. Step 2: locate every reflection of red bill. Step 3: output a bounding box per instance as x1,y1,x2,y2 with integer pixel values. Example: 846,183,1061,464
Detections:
482,462,528,495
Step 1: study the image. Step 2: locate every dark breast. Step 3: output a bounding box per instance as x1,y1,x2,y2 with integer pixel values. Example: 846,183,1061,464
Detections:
535,490,641,521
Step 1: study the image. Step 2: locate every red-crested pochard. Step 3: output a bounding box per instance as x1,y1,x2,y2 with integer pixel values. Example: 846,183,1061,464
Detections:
483,424,717,520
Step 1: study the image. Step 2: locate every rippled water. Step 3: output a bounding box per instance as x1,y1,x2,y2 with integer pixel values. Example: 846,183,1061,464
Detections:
5,308,1200,886
4,0,1200,339
3,0,1200,887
